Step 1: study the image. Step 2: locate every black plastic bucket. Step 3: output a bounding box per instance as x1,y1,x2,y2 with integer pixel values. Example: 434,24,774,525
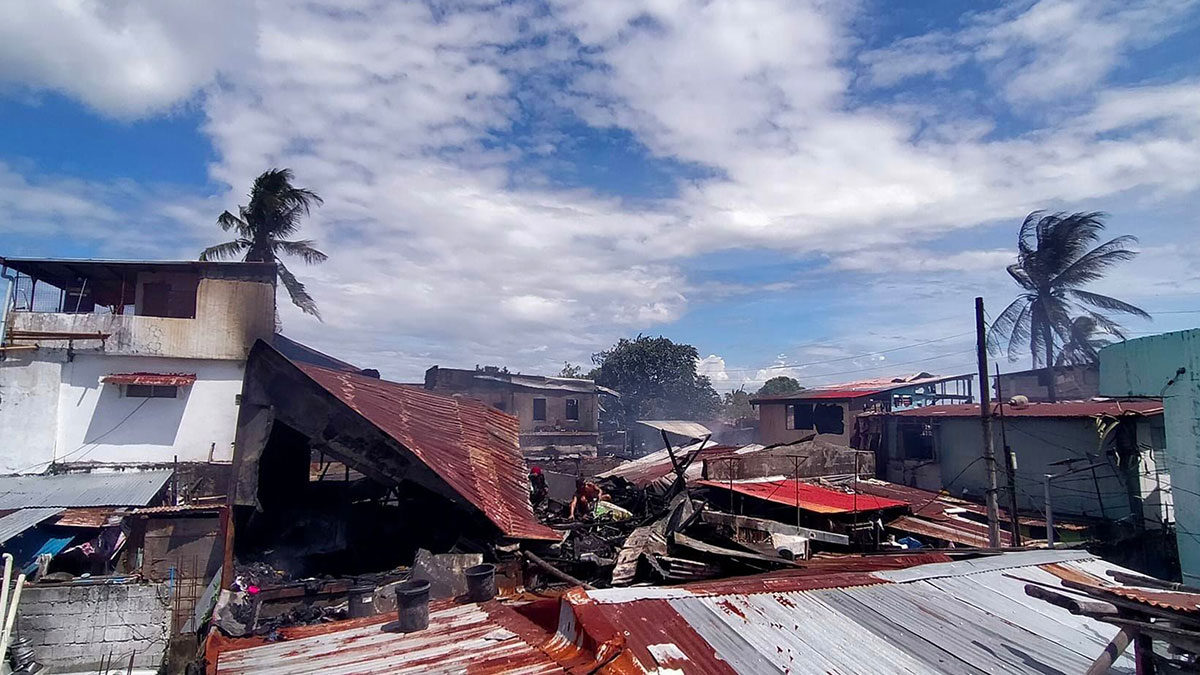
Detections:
394,579,431,632
464,563,497,602
348,585,374,618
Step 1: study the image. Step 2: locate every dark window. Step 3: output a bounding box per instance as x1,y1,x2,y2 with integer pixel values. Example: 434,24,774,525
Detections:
792,403,815,430
126,384,178,399
533,398,547,421
139,275,199,318
565,398,580,421
901,424,935,460
813,404,844,435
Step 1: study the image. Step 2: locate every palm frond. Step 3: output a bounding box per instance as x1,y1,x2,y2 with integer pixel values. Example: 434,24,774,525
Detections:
217,210,248,234
1006,263,1035,290
987,295,1030,359
1068,289,1151,319
199,240,249,261
274,239,329,265
1052,235,1140,288
276,261,322,320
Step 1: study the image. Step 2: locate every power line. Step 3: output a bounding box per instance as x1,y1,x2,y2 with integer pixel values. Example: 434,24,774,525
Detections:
719,331,975,374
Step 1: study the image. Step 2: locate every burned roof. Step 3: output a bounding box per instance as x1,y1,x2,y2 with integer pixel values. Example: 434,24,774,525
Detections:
555,550,1137,674
891,399,1163,418
750,372,972,403
251,342,556,540
213,600,571,675
272,333,363,373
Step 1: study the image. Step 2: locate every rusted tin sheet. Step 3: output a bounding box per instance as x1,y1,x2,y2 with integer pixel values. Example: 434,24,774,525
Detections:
696,478,907,514
101,372,197,386
296,363,557,541
214,601,570,675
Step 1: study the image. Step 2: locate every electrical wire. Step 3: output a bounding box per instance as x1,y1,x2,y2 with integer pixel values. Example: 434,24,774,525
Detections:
14,398,151,473
721,331,975,374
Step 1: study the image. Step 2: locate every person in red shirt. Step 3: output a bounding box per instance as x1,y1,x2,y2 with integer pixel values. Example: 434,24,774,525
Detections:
529,466,548,506
568,477,605,520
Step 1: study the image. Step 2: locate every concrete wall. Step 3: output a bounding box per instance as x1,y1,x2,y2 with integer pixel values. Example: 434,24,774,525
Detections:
934,417,1136,520
18,581,170,671
10,278,274,361
757,400,861,446
1101,329,1200,583
56,354,243,465
0,352,243,471
0,352,62,473
995,367,1099,402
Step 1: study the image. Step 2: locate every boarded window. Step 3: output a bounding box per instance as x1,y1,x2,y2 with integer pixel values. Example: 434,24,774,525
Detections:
533,398,547,421
565,398,580,421
126,384,178,399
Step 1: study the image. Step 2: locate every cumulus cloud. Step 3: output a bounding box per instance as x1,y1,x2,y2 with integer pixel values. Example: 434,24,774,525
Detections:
696,355,730,384
3,0,1200,381
0,0,254,119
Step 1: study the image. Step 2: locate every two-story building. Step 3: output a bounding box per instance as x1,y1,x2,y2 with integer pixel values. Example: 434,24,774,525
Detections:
751,372,975,447
0,257,276,484
424,365,617,456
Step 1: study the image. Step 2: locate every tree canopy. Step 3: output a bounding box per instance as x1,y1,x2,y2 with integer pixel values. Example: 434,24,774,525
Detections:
591,335,720,429
722,387,756,421
757,375,802,396
201,168,327,318
988,211,1147,400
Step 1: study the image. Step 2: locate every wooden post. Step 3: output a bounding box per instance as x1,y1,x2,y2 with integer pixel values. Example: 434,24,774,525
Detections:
976,297,1002,548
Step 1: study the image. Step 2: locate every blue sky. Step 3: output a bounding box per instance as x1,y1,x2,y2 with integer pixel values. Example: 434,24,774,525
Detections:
2,0,1199,390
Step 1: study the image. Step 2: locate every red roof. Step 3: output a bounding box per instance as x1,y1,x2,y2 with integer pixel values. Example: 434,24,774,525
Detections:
696,478,908,514
295,362,558,541
751,373,971,403
101,372,196,386
892,400,1163,418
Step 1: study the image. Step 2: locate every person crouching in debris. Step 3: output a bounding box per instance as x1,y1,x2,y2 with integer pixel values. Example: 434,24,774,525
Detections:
529,466,548,506
568,477,605,520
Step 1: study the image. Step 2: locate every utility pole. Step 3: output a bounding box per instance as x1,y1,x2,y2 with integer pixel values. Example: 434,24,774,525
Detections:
995,364,1022,546
975,297,1002,548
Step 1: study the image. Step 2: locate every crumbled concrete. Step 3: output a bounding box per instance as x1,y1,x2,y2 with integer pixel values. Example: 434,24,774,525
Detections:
17,581,170,671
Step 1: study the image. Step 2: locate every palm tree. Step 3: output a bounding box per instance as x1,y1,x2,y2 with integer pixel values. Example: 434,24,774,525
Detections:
989,211,1148,401
201,168,327,318
1056,316,1117,367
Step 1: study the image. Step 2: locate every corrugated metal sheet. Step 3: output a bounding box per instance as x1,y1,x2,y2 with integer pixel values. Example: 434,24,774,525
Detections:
871,548,1093,583
558,550,1136,674
892,400,1163,418
101,372,197,386
636,420,712,439
696,478,908,514
599,440,736,486
296,363,558,541
750,373,971,403
474,373,619,397
214,601,569,675
1047,558,1200,613
0,471,173,509
52,507,121,528
0,508,63,543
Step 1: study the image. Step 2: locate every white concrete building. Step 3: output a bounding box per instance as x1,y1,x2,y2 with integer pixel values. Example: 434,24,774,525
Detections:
0,258,276,475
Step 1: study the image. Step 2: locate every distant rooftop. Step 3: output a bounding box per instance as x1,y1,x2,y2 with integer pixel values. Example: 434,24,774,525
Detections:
0,256,277,288
751,372,973,403
891,399,1163,419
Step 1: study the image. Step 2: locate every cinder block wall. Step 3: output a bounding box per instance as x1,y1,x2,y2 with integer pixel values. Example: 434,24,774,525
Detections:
17,582,170,671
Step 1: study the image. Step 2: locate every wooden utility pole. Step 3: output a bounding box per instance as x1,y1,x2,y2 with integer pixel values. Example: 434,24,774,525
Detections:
975,297,1002,548
995,364,1022,546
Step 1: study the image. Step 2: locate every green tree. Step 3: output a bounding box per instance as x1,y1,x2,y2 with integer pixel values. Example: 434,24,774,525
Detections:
201,168,327,318
1056,316,1117,367
560,362,584,378
591,335,720,430
757,375,802,396
722,387,757,421
989,211,1148,401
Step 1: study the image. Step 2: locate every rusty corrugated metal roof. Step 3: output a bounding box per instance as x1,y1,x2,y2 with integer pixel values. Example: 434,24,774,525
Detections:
750,373,971,403
213,600,571,675
696,478,908,514
892,399,1163,418
295,362,558,541
101,372,197,386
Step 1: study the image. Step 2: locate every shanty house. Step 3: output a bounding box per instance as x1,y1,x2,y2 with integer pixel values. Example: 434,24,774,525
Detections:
993,363,1100,402
0,257,276,480
751,373,974,447
424,365,617,455
876,400,1170,528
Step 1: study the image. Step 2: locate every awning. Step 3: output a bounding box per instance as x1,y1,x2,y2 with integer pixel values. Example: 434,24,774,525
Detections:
697,478,908,514
102,372,197,386
637,420,713,439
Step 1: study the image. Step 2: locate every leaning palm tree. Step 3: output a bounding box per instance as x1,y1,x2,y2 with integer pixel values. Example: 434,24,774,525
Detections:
988,211,1149,401
201,168,327,318
1056,316,1118,367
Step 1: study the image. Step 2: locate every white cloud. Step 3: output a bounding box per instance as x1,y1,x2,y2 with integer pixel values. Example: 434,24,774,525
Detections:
4,0,1200,383
858,34,969,88
0,0,254,119
696,354,730,384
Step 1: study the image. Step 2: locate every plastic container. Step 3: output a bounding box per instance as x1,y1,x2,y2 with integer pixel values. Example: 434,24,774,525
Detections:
348,585,375,618
394,579,431,632
464,563,497,602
